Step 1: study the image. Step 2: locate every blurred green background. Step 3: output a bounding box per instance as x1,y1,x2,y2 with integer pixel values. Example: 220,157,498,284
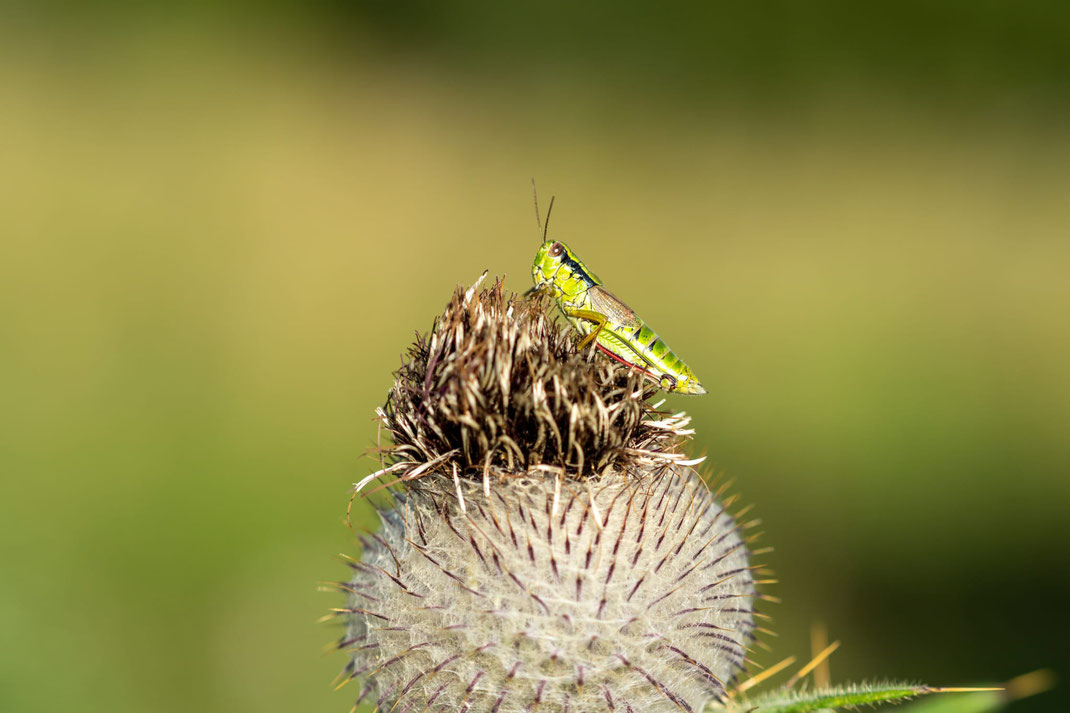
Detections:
1,3,1067,712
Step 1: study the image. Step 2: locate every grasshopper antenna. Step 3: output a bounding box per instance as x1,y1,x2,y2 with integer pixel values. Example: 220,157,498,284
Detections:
543,196,555,242
531,179,556,243
531,178,542,239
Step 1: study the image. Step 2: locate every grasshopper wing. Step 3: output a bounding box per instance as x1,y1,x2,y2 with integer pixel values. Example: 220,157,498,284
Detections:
588,286,642,330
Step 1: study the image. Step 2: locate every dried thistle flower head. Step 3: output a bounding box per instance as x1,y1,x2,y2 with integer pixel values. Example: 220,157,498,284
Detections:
373,274,688,483
335,275,759,713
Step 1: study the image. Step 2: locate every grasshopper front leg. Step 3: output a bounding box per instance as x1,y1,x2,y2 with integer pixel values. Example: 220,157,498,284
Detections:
564,308,609,351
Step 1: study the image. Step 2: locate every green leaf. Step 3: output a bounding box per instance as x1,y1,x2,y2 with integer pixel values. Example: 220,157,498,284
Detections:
719,681,930,713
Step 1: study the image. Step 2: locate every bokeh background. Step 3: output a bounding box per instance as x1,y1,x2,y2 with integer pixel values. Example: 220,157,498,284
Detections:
1,3,1068,712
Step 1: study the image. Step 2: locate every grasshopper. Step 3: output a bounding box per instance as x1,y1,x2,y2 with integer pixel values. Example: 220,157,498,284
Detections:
528,197,706,395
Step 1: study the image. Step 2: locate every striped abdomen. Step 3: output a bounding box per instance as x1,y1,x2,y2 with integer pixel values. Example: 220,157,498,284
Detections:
595,320,700,393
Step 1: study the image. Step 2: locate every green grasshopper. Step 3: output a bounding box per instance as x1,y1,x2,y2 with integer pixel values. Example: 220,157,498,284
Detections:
528,199,706,395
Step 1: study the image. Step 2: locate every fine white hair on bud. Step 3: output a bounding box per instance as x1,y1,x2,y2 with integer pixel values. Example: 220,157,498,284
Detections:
343,468,755,712
333,276,762,712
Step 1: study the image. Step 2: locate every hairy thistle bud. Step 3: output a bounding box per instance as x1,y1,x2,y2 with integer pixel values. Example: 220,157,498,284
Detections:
335,276,759,712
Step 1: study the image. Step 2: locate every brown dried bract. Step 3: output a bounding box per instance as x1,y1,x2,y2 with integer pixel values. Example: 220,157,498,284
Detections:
373,275,696,491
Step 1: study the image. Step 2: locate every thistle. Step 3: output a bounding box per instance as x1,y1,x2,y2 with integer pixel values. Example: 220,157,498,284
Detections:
331,275,760,712
329,274,1050,713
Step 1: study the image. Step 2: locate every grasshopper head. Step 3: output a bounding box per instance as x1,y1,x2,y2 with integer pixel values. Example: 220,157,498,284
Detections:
531,240,570,293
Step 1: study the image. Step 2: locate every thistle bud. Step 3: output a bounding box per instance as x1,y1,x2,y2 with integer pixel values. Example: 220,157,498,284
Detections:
336,276,758,712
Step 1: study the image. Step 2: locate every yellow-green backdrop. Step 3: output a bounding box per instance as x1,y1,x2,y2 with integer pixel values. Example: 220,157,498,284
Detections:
1,4,1067,713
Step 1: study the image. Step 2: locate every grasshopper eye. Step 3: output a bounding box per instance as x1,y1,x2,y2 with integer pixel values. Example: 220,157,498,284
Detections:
549,243,564,257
